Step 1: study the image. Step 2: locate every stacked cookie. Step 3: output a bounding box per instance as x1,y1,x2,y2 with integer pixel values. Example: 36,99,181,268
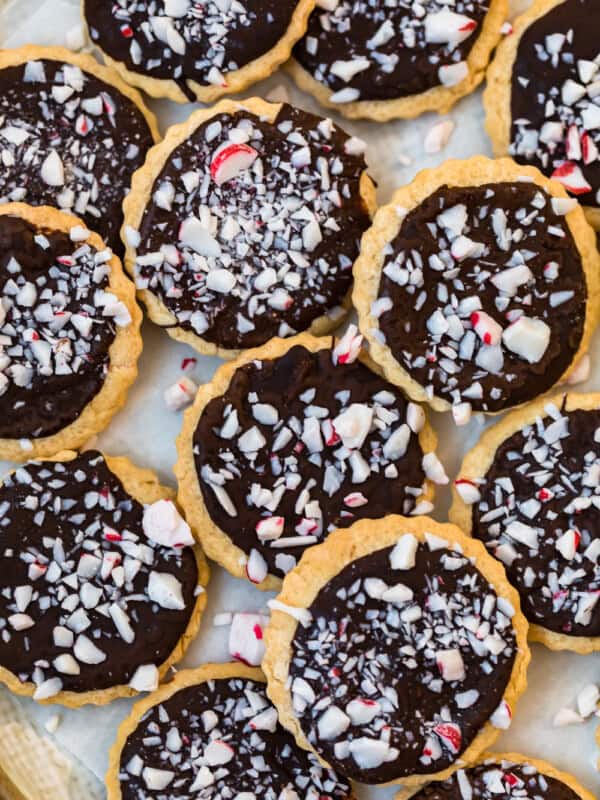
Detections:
0,0,598,798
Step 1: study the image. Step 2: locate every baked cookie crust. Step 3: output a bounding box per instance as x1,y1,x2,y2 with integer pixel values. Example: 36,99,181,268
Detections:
449,391,600,654
287,0,507,122
82,0,316,104
174,332,438,592
352,156,600,414
0,450,210,708
0,203,143,462
122,97,377,360
263,514,530,788
484,0,600,231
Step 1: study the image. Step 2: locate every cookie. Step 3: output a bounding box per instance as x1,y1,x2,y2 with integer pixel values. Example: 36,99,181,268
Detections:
353,156,600,421
0,203,142,463
396,751,595,800
122,98,376,359
83,0,316,104
288,0,508,121
485,0,600,230
0,449,209,707
106,663,353,800
450,391,600,654
175,330,443,591
263,515,530,787
0,46,158,255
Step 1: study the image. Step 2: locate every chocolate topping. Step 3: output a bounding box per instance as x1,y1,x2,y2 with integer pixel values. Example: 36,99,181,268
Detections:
376,181,586,414
194,341,430,581
0,58,153,253
412,759,581,799
84,0,300,92
510,0,600,208
118,676,352,799
134,104,370,350
0,451,198,698
470,401,600,637
288,536,517,783
0,215,130,441
293,0,489,103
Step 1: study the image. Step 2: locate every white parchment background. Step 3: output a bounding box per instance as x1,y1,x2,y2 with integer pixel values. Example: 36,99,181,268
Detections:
0,0,599,796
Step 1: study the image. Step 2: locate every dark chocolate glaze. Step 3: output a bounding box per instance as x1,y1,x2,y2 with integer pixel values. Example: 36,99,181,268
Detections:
289,544,517,783
294,0,489,101
118,677,352,800
472,406,600,637
194,345,426,578
510,0,600,208
378,182,586,412
137,105,370,350
84,0,300,88
0,451,198,694
0,216,115,440
412,760,581,799
0,59,153,254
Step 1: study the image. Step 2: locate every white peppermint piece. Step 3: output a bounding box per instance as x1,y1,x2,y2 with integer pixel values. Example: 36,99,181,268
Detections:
143,500,194,548
389,533,418,570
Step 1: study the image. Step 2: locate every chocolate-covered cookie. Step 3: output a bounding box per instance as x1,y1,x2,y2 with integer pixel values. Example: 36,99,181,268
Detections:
0,203,142,462
0,46,157,255
124,98,375,358
486,0,600,229
451,392,600,654
106,664,353,800
83,0,315,103
0,450,208,706
402,753,594,800
353,157,600,421
263,516,530,787
176,331,444,589
289,0,507,120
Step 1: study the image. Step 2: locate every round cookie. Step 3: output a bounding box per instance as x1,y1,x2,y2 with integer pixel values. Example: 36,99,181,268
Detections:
175,330,442,591
485,0,600,230
396,752,595,800
263,515,530,787
0,46,158,255
0,203,142,462
106,663,353,800
0,449,209,707
83,0,316,104
353,156,600,420
288,0,508,121
122,98,376,359
450,392,600,654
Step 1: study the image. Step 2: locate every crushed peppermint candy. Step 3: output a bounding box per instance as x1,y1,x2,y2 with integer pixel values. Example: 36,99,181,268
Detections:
294,0,490,104
132,104,370,351
0,451,200,700
116,674,352,800
193,341,438,581
372,180,587,414
470,401,600,636
508,0,600,208
0,57,153,253
287,534,518,783
0,214,134,441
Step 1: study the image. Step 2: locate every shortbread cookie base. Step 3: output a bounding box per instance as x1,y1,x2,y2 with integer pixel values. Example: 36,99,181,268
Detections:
449,391,600,654
0,450,209,708
0,203,144,463
263,515,530,787
484,0,600,230
394,751,596,800
174,332,437,592
352,156,600,414
122,97,377,360
105,663,266,800
287,0,507,121
83,0,316,104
